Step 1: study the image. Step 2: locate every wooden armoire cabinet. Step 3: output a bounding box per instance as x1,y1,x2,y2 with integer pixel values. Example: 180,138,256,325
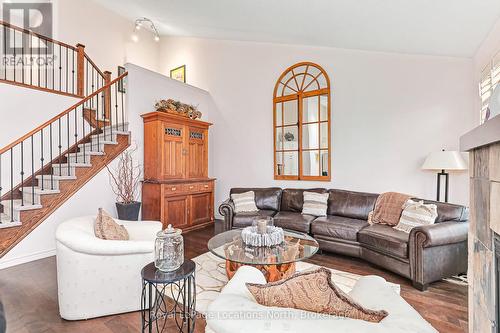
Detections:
141,111,215,231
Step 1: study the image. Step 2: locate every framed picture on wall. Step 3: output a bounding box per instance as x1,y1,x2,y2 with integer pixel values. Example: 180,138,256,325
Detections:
117,66,126,93
170,65,186,83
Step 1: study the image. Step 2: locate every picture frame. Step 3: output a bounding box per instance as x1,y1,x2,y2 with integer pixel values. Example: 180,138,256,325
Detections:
170,65,186,83
117,66,126,93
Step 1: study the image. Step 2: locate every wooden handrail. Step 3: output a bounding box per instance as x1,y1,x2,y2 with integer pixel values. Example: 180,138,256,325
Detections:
84,54,105,78
0,20,76,51
0,72,128,155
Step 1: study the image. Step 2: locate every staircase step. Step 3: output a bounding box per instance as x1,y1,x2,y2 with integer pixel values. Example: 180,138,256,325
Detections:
52,163,91,176
0,213,22,229
66,151,104,164
102,123,129,133
78,142,106,152
36,174,77,181
2,199,42,221
90,138,118,146
20,187,60,205
34,175,60,190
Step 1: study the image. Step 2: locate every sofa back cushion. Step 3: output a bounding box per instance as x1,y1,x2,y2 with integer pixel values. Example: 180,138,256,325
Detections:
230,188,282,211
281,188,327,212
413,198,469,223
327,189,379,220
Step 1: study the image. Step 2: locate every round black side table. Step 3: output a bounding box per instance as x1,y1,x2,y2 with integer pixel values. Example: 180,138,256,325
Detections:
141,260,196,333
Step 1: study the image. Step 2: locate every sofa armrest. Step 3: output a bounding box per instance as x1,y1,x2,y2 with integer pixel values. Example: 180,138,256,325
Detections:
219,198,235,229
410,221,468,248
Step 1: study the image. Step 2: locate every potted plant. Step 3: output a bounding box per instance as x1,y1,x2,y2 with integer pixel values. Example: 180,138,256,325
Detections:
106,146,142,220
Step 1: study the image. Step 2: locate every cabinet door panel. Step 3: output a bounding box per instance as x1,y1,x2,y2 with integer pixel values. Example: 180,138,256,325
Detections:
163,195,189,229
190,193,212,225
163,125,185,178
187,128,207,178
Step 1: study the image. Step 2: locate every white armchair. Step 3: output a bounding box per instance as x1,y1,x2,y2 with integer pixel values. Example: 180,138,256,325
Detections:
55,216,162,320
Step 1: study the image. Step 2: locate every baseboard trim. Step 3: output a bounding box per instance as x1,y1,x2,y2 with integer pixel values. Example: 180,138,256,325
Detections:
0,248,56,270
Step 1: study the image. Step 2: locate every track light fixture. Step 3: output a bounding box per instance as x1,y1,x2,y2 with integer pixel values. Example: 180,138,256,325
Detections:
131,17,160,42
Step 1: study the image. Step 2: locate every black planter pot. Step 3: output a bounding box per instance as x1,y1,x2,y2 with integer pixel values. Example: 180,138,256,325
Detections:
116,201,141,221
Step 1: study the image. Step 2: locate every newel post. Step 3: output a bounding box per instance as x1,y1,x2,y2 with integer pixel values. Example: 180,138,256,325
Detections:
104,71,112,120
76,43,85,97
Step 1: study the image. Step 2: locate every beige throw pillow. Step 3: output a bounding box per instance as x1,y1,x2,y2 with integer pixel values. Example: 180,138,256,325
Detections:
94,208,129,240
246,268,388,323
302,191,329,216
369,192,411,226
231,191,259,213
394,199,438,233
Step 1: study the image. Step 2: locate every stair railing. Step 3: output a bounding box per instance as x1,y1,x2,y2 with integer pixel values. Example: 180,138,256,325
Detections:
0,72,128,223
0,20,105,98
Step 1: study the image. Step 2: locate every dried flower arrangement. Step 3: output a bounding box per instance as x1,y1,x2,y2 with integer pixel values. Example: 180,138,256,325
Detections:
154,98,202,120
105,145,141,204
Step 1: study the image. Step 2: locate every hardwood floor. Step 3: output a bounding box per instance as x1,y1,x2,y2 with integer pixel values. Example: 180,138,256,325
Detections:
0,223,467,333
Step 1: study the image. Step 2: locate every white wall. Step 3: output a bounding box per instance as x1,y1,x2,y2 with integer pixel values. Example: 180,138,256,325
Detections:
54,0,160,75
125,63,217,194
159,37,475,207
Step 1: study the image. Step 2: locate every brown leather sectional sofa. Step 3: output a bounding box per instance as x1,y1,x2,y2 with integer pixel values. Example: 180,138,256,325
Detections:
219,187,469,290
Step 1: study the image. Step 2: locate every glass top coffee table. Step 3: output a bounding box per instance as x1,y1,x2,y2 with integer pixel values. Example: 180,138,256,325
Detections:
208,229,319,282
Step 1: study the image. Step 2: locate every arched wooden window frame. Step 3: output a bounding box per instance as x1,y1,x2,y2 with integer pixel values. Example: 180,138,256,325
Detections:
273,62,331,181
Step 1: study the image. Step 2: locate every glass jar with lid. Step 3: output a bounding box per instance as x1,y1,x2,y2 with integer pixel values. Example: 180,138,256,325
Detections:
154,224,184,272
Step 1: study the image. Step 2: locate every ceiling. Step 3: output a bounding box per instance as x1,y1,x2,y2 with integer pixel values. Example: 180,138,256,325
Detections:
94,0,500,57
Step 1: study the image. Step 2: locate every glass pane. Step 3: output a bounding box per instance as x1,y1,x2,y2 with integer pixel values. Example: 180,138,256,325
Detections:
275,103,282,126
283,100,298,125
302,151,320,176
275,127,283,150
282,126,298,150
302,123,319,149
320,95,328,121
283,85,296,96
303,96,319,123
320,151,329,176
283,151,298,176
320,122,328,149
276,152,283,175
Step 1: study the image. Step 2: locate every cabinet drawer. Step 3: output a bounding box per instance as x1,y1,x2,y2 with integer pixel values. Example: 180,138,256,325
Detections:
185,183,197,192
164,184,186,195
198,182,213,192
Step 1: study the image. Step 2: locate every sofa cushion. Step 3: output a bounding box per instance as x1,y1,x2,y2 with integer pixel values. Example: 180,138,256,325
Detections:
358,224,410,259
273,211,317,233
230,188,282,211
233,210,277,228
311,216,369,241
281,188,327,212
413,198,469,223
327,189,378,220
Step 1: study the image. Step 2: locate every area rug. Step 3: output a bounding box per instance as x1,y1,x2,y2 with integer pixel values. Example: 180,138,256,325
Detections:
189,251,401,315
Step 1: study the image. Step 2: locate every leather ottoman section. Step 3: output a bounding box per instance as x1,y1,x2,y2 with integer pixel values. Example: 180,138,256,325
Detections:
311,215,369,241
315,236,362,257
233,210,277,228
361,247,411,278
358,224,410,259
273,211,317,233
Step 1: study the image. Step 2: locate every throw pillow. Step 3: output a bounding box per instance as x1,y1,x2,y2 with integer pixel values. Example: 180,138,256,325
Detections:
246,268,388,323
231,191,259,213
94,208,129,240
394,199,438,233
302,191,329,216
369,192,411,226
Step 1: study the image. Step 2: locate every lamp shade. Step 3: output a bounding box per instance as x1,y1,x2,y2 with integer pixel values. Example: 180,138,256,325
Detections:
421,151,468,171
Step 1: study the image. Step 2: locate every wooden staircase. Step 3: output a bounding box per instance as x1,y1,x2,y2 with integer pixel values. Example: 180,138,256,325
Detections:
0,70,129,258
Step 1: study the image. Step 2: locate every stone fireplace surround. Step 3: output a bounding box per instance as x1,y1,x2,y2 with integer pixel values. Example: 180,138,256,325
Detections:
461,114,500,333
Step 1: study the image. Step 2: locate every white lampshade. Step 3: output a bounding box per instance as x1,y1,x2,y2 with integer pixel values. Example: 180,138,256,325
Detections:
422,150,468,171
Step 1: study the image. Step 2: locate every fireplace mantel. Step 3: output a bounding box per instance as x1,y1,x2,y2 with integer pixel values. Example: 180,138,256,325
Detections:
461,114,500,151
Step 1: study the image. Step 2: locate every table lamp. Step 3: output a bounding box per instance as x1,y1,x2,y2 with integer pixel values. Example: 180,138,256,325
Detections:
421,149,467,202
